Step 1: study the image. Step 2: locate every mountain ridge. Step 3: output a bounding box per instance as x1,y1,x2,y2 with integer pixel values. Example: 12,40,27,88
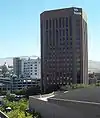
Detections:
0,58,99,73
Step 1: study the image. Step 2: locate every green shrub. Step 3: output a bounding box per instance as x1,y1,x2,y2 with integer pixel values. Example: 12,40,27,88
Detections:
95,83,100,86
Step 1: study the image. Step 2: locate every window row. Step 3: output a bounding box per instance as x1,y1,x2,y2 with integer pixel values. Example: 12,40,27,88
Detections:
46,17,68,29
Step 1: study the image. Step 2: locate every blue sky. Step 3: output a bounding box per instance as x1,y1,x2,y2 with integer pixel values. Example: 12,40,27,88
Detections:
0,0,99,61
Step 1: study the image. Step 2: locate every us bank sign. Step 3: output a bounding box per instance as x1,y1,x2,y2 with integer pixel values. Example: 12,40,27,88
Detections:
74,8,81,15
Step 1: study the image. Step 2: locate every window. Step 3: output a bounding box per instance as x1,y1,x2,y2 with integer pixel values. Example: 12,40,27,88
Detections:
76,49,80,52
77,58,80,62
70,68,72,70
62,17,64,28
46,20,48,29
70,51,72,54
63,37,65,41
59,18,61,28
69,16,72,36
76,41,80,45
53,19,55,28
53,20,55,46
49,19,51,28
76,28,80,36
34,70,37,72
70,42,72,45
67,63,69,66
77,68,80,71
35,73,37,75
77,62,80,66
63,29,65,36
49,30,52,45
76,45,80,49
66,17,68,27
66,29,68,36
56,30,58,40
76,38,80,40
59,29,61,36
46,31,48,40
76,19,80,25
56,19,58,28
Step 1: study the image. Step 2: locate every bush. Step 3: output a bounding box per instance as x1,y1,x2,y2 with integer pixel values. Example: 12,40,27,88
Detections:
0,90,7,95
0,97,33,118
71,84,77,89
45,85,60,93
32,110,42,118
7,110,32,118
71,84,89,89
95,83,100,86
13,86,41,99
6,94,15,102
14,89,26,95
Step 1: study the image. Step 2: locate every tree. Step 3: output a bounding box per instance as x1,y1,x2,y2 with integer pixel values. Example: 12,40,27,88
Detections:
6,94,15,102
25,85,41,98
1,63,8,77
14,89,26,95
45,84,60,93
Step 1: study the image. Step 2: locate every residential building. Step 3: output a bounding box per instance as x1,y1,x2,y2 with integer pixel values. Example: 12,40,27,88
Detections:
41,7,88,92
21,57,41,80
11,75,40,91
12,57,41,90
0,77,11,91
13,57,41,79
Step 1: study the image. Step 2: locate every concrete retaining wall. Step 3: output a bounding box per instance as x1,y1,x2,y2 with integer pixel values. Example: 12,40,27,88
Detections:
48,98,100,118
29,96,84,118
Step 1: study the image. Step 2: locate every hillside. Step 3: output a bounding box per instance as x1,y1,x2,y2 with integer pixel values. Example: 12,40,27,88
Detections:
0,58,13,66
88,60,100,73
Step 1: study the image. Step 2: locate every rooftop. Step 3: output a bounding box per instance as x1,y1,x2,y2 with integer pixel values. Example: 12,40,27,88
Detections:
41,7,82,15
30,88,100,118
51,87,100,103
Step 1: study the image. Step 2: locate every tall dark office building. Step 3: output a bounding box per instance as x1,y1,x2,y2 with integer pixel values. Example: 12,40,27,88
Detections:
41,7,88,92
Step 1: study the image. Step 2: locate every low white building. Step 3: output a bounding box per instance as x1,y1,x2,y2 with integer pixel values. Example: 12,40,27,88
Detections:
21,57,41,80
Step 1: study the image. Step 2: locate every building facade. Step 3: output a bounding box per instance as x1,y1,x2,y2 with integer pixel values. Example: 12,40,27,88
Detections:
13,57,41,80
13,57,41,90
12,76,40,91
13,57,22,78
21,57,41,80
41,7,88,92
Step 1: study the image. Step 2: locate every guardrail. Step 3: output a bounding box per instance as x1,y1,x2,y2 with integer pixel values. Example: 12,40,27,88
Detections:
0,110,9,118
